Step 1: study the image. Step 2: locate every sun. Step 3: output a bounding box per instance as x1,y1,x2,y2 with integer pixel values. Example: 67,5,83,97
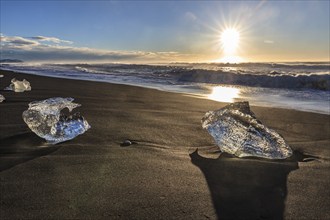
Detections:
221,28,240,54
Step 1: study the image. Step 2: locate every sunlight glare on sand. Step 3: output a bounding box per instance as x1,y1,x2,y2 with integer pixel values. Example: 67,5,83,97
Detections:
208,86,241,103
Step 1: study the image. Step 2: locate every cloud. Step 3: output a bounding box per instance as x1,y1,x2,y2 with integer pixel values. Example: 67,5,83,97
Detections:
264,40,274,44
31,36,73,44
0,34,193,63
184,12,197,22
0,35,39,46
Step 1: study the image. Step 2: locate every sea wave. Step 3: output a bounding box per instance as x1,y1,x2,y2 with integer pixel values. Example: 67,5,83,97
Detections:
1,62,329,91
173,69,330,90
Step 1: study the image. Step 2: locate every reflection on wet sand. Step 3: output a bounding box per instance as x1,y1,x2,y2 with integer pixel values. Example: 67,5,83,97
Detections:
208,86,241,103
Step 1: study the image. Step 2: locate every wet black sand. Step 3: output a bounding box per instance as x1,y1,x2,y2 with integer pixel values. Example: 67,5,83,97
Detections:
0,70,329,219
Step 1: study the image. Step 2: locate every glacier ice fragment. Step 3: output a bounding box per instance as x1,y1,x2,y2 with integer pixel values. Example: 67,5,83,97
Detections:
202,102,292,159
22,97,91,144
0,75,4,102
5,78,31,92
0,94,5,102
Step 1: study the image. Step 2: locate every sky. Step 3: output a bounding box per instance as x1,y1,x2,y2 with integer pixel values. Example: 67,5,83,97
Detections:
0,0,329,63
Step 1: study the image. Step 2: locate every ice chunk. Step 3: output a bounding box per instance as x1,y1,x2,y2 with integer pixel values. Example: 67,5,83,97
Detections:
0,94,5,102
202,102,292,159
0,75,4,102
5,78,31,92
22,97,91,144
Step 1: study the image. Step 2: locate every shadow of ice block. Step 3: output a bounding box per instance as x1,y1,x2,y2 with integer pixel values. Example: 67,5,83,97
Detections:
190,149,298,220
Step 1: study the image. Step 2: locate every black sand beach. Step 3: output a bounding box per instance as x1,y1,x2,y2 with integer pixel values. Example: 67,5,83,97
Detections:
0,70,329,219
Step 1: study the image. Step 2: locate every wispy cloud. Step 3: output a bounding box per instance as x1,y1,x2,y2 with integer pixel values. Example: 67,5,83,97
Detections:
30,36,73,44
0,34,194,63
264,40,274,44
0,35,39,46
184,12,197,22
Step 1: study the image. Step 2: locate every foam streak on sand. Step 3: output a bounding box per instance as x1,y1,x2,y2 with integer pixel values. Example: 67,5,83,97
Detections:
0,70,329,219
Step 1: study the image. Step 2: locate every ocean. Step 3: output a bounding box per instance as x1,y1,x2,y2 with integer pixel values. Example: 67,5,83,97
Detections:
1,62,329,114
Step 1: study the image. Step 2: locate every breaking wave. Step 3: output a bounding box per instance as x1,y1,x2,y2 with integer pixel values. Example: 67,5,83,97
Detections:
1,62,329,91
174,69,330,90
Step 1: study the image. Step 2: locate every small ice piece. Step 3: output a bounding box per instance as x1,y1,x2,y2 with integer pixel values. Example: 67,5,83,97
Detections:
0,75,4,102
22,97,91,144
5,78,31,92
202,102,292,159
0,94,5,102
